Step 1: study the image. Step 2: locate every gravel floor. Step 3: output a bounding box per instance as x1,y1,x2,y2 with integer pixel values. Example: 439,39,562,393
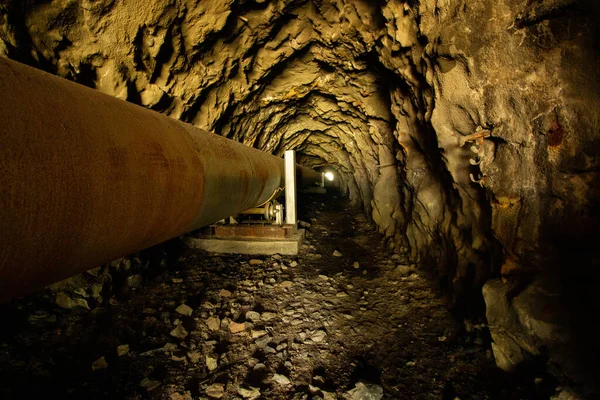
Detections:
0,194,546,399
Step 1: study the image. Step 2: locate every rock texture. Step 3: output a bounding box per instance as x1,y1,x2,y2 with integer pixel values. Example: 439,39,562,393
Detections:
1,0,600,393
0,197,530,399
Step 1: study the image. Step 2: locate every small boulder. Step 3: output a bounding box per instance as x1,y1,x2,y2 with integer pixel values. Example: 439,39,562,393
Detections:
175,304,193,316
272,373,291,386
205,383,225,398
92,356,108,371
229,321,246,334
170,324,188,340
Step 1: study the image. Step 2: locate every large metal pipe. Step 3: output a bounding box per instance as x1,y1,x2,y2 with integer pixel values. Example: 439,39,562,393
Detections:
0,58,318,303
296,165,322,188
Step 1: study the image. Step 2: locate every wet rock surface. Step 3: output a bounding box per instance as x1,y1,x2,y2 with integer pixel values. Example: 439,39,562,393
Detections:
0,195,555,399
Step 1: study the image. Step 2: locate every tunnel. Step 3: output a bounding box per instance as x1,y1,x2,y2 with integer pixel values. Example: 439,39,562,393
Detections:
1,0,600,399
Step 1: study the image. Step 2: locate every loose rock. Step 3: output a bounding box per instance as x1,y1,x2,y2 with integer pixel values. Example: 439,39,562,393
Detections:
170,324,188,340
116,344,129,357
272,373,291,386
245,311,261,322
206,316,220,331
205,383,225,398
206,355,218,371
92,356,108,371
175,303,193,316
229,321,246,334
56,292,90,310
345,382,383,400
238,386,261,399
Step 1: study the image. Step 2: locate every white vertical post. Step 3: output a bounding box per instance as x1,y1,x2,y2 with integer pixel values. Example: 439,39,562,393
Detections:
284,150,297,226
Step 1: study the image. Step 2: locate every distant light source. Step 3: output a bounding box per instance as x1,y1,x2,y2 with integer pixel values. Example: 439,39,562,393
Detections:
324,172,334,182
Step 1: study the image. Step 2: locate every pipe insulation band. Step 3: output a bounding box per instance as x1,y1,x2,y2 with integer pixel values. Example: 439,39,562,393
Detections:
0,58,317,303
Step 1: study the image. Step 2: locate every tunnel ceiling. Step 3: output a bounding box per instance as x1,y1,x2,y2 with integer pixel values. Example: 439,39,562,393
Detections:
2,0,600,389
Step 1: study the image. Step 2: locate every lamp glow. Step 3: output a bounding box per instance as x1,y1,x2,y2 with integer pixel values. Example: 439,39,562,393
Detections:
325,172,334,182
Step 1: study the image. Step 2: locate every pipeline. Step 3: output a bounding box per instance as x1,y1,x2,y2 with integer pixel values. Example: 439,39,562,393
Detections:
0,58,320,303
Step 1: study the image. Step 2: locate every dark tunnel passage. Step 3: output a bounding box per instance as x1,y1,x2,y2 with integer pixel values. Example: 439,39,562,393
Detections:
1,0,600,399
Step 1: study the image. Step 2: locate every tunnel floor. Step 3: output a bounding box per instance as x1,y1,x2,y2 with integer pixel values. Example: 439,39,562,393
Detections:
0,194,545,399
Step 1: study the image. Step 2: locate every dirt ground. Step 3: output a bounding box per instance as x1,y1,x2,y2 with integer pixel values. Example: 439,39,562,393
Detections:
0,193,551,399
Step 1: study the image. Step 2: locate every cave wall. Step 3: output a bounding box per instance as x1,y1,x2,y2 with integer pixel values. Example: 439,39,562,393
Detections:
2,0,599,390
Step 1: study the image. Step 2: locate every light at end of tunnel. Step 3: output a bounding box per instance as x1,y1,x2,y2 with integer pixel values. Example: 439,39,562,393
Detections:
325,172,334,182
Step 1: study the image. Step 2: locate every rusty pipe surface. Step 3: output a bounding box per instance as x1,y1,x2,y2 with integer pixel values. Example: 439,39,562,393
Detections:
0,58,318,302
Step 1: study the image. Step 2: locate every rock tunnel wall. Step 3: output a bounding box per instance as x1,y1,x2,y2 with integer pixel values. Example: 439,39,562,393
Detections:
2,0,600,387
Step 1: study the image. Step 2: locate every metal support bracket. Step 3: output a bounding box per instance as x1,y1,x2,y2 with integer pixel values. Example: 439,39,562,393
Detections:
285,150,297,226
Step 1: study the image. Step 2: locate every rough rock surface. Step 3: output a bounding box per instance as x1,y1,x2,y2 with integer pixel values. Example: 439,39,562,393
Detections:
1,0,600,394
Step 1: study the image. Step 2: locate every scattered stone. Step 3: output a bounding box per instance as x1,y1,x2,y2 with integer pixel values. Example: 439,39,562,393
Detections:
91,283,103,298
86,266,102,277
311,330,327,343
187,351,202,363
170,391,192,400
290,261,298,268
219,289,232,298
333,250,343,257
206,355,218,371
299,220,311,228
126,274,142,288
261,312,277,322
92,356,108,371
172,278,184,284
353,261,360,269
117,344,129,357
163,343,178,352
206,316,220,331
280,281,294,288
170,324,188,340
238,386,261,399
273,254,282,260
276,343,288,351
56,292,90,310
229,321,246,334
323,391,337,400
272,373,291,386
246,311,261,322
175,303,193,316
255,335,272,348
318,275,329,281
251,330,267,339
345,382,383,400
395,265,414,277
249,259,263,266
205,383,225,398
140,378,161,391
